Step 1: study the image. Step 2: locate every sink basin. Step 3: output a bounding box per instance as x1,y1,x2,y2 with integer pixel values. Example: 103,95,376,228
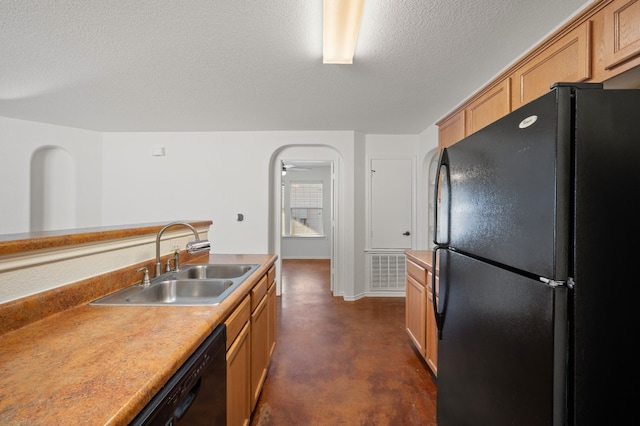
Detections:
91,263,260,306
127,279,234,304
177,264,258,279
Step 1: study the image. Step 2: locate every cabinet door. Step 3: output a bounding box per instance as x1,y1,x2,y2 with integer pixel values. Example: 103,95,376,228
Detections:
512,20,591,109
250,295,269,411
370,158,413,249
603,0,640,69
438,109,466,150
465,79,511,135
426,270,438,376
267,281,277,358
267,265,277,359
406,274,427,357
227,322,251,426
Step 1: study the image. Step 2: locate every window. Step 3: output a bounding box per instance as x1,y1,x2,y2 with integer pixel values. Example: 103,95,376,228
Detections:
282,181,324,236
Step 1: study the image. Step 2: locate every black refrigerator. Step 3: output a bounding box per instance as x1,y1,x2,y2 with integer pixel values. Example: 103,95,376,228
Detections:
432,82,639,425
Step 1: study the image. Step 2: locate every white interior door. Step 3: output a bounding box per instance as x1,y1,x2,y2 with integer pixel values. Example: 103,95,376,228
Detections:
370,158,413,249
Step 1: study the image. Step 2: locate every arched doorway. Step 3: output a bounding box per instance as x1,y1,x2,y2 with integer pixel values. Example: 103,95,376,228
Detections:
269,146,342,297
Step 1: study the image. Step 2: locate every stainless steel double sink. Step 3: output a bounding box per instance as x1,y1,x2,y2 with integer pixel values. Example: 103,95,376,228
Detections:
91,263,259,306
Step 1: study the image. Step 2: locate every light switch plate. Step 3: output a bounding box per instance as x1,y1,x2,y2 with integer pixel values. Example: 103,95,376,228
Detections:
151,147,166,157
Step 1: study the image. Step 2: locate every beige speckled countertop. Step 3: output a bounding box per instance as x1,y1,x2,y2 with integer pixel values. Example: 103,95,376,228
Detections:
0,252,276,425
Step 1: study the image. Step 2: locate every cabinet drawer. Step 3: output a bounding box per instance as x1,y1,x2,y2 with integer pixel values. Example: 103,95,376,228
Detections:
267,265,276,286
251,275,268,311
225,295,250,350
406,259,427,284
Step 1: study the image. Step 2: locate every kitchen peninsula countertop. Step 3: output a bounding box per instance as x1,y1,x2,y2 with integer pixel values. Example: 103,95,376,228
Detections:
0,251,276,425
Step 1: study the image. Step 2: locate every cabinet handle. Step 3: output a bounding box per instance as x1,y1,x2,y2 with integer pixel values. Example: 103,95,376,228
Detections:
403,231,410,236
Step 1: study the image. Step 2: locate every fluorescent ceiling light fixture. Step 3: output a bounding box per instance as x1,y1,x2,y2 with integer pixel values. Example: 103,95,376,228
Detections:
323,0,365,64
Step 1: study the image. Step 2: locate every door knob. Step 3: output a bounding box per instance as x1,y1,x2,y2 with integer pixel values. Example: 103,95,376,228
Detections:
403,231,410,236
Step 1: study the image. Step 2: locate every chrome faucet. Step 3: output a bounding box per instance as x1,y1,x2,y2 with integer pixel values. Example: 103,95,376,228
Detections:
154,222,211,277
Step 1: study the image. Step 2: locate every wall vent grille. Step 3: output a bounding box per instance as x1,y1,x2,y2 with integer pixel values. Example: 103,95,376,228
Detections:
370,254,406,290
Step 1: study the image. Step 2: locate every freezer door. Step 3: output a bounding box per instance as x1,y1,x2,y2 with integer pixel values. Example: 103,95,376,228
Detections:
441,87,573,279
436,250,567,426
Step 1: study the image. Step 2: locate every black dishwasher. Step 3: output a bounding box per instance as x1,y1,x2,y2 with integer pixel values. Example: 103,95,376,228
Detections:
130,323,227,425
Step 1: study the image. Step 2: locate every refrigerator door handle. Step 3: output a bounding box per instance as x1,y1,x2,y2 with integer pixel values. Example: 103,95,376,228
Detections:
433,148,451,247
432,247,445,339
432,148,450,339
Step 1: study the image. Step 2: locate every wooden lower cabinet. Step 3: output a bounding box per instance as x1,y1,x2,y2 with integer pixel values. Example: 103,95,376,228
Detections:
405,256,438,376
425,270,438,375
226,263,277,426
267,265,277,358
267,280,277,358
226,295,251,426
249,269,276,412
406,274,427,357
227,322,251,426
250,291,269,410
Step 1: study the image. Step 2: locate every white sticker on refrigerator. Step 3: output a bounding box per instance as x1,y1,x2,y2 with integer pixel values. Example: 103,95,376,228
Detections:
519,115,538,129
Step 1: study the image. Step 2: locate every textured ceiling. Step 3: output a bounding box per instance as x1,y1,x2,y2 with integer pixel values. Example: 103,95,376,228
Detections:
1,0,591,134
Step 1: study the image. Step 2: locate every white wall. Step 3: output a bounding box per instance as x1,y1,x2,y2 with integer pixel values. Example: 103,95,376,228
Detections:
101,131,357,298
0,117,103,234
0,115,440,301
101,132,353,251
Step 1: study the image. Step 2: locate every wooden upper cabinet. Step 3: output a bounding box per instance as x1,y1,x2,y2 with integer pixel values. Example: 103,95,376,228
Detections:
437,0,640,150
437,79,510,149
437,109,465,150
603,0,640,69
465,78,511,135
512,21,591,109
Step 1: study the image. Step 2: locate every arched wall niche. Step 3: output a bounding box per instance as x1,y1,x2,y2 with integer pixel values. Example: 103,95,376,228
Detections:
30,146,76,232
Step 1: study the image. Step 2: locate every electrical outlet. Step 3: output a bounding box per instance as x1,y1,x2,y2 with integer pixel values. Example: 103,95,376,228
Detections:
171,239,180,250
